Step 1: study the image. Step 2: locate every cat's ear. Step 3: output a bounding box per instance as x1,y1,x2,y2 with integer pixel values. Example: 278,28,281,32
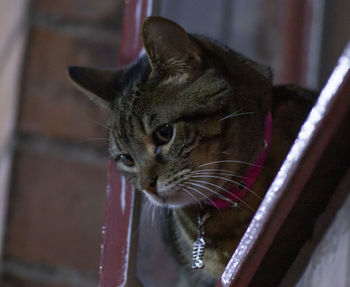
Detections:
141,16,201,75
68,66,123,109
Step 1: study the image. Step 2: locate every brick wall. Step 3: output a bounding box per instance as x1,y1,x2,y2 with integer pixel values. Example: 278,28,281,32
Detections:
1,0,124,286
0,0,28,268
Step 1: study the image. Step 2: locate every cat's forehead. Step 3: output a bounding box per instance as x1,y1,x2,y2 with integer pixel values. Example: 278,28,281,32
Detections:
113,67,228,132
115,78,183,123
113,91,172,134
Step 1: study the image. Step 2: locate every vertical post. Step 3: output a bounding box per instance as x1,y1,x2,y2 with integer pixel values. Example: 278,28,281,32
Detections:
277,0,316,86
99,1,153,286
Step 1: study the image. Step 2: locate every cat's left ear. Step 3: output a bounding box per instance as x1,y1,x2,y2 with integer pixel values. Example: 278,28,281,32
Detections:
141,16,201,75
68,66,123,109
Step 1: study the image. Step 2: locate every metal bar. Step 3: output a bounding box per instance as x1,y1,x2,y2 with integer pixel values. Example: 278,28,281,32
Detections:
277,0,312,85
99,1,153,286
217,42,350,287
119,0,154,66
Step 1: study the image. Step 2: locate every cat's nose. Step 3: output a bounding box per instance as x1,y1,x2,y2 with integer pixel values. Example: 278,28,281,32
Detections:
140,175,158,194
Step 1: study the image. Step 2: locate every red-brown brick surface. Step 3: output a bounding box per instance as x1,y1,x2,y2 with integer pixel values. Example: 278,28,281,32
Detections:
18,27,118,146
1,276,77,287
31,0,124,24
1,0,123,285
5,147,107,274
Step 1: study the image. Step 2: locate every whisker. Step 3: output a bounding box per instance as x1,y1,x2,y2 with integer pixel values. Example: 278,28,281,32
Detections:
80,137,108,143
192,172,246,179
186,181,245,212
142,200,155,227
141,200,149,223
191,171,246,179
152,203,157,226
147,201,154,225
220,111,255,121
179,184,218,209
180,187,203,207
191,175,261,200
191,168,240,174
187,182,250,215
188,179,255,213
84,118,110,130
213,150,233,155
198,160,260,169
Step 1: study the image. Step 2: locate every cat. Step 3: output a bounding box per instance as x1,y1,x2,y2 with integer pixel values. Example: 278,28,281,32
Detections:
68,16,315,286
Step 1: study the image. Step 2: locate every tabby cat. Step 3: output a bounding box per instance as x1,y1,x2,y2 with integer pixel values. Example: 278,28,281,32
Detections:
68,16,314,286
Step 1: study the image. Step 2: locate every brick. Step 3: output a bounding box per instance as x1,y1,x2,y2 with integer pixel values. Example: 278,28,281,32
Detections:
31,0,124,25
1,275,77,287
18,27,120,147
5,147,107,274
0,0,27,259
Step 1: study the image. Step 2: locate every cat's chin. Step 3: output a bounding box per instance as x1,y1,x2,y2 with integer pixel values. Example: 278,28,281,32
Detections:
143,190,199,209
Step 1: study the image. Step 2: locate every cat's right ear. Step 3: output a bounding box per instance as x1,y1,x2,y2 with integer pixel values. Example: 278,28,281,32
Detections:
141,16,201,75
68,66,123,109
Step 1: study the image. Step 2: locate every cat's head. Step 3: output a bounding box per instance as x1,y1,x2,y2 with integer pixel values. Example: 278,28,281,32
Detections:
68,16,272,208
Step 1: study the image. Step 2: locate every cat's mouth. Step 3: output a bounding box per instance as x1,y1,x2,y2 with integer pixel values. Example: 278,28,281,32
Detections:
142,186,200,208
141,167,241,208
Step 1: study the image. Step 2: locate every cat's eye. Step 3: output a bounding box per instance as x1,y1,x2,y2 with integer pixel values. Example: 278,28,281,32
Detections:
153,124,174,145
118,154,135,167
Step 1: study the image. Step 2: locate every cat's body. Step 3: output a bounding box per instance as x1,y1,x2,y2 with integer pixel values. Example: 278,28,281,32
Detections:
68,16,315,286
163,85,314,286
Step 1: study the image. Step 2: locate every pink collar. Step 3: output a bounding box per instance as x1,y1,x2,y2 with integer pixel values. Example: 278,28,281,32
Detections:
209,112,272,210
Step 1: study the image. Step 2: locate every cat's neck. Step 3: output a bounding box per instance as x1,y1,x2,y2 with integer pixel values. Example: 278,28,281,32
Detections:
208,112,272,210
